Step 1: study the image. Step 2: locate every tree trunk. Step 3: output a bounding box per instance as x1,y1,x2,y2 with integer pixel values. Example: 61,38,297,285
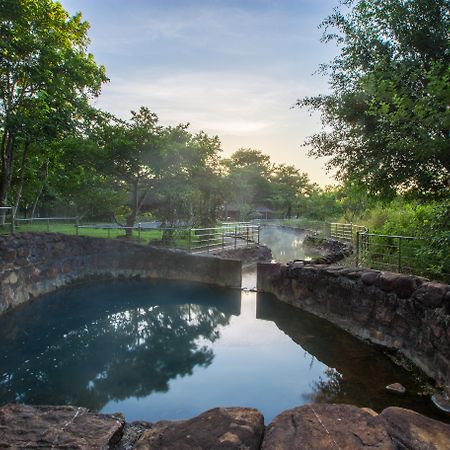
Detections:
125,181,139,237
0,131,16,224
30,159,49,218
125,180,149,237
13,141,30,218
0,132,16,204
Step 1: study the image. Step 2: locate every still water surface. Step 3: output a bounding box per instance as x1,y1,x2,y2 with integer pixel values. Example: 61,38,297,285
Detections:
0,278,444,423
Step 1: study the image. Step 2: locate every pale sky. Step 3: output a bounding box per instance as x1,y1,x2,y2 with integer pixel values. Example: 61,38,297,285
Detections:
60,0,340,186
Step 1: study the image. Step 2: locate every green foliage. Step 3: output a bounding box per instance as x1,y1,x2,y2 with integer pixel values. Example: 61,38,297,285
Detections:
222,149,319,220
0,0,107,208
299,0,450,199
358,199,449,280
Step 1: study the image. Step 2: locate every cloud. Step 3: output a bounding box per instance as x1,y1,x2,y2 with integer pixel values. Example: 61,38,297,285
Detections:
95,70,316,135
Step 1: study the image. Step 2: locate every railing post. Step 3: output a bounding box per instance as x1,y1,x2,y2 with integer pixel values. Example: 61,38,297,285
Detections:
10,208,15,234
138,223,141,240
246,225,249,247
356,231,360,267
398,237,402,273
47,218,50,232
257,226,260,245
188,229,192,253
222,228,225,250
234,225,237,249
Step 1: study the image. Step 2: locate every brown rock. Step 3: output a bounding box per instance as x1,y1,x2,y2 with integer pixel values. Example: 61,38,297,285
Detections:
377,272,398,292
361,271,379,286
0,404,124,449
444,290,450,315
261,404,395,450
413,282,448,308
381,406,450,450
393,275,421,299
133,407,264,450
385,383,406,395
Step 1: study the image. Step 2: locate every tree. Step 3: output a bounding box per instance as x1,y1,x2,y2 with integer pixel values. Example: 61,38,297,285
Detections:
298,0,449,199
153,127,223,229
0,0,107,210
97,107,162,230
271,164,313,218
222,149,273,219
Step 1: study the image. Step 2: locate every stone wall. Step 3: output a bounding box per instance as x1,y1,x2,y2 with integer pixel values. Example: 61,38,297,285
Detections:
0,233,242,315
257,261,450,390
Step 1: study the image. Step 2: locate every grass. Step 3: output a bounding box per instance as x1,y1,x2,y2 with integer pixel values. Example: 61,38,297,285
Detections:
2,222,200,249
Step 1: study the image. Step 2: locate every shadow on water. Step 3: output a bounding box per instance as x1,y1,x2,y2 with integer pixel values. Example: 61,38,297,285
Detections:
257,292,448,422
0,280,241,411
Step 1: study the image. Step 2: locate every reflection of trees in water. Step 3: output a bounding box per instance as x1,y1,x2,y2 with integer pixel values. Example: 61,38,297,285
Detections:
305,368,346,403
0,299,231,410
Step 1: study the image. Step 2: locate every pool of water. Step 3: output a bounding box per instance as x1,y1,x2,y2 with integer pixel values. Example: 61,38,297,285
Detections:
0,279,446,423
259,226,321,263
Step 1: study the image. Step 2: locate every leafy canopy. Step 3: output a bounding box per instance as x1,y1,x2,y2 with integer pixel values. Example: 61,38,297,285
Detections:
298,0,450,199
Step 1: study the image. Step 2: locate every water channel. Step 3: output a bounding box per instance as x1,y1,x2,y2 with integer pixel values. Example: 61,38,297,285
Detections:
0,227,446,423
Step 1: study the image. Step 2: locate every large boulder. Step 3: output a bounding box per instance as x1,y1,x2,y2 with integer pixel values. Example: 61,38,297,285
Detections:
133,407,264,450
380,406,450,450
262,404,395,450
0,403,124,449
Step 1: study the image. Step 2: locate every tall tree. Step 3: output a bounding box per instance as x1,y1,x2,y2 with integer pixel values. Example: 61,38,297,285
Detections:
271,164,313,218
298,0,449,198
223,148,273,219
97,107,162,230
0,0,107,209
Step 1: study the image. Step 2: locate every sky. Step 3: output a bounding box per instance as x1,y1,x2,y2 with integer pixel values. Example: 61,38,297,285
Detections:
60,0,340,186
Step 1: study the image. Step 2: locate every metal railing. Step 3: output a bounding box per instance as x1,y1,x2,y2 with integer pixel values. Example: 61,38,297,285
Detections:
0,207,14,233
75,221,260,253
15,216,79,233
330,223,444,280
258,219,446,280
190,223,259,253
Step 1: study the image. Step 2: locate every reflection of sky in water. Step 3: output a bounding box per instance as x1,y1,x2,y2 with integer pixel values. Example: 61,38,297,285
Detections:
105,291,326,422
0,279,444,422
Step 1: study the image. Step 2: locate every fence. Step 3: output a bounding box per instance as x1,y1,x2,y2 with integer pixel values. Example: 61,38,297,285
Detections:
190,222,260,253
76,221,260,253
1,215,259,254
258,219,446,281
15,216,79,233
0,207,14,234
329,223,445,281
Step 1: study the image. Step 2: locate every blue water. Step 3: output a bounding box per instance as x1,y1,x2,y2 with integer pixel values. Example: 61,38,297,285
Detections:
0,279,444,423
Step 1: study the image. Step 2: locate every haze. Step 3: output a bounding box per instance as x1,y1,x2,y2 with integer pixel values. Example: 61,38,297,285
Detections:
60,0,340,186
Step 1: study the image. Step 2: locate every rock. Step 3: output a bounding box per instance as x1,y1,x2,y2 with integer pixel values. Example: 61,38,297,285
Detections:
133,407,264,450
393,275,421,299
380,406,450,450
361,271,379,286
413,282,448,308
0,404,125,449
431,392,450,413
444,290,450,315
385,383,406,395
113,421,153,450
261,404,395,449
377,272,398,292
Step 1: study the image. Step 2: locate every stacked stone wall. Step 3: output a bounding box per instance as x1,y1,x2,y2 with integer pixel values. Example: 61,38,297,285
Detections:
257,261,450,390
0,233,241,315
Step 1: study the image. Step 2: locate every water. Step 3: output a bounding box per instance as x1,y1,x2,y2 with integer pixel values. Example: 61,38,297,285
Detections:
259,226,321,263
0,279,446,423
